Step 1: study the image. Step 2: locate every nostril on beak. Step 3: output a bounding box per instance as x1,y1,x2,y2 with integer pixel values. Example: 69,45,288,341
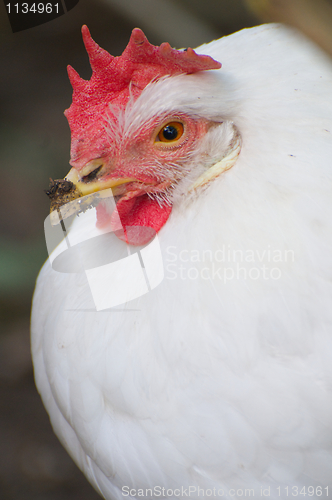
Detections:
82,164,103,183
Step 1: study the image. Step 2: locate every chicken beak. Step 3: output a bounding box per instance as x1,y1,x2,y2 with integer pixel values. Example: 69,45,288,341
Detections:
46,166,136,223
65,167,136,197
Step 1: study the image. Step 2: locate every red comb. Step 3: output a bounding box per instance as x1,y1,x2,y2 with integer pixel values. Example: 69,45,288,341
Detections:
65,26,221,169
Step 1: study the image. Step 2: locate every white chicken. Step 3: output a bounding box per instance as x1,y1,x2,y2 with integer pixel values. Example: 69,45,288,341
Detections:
31,24,332,500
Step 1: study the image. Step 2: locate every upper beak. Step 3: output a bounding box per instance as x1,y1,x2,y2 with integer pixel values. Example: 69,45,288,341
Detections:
65,167,136,197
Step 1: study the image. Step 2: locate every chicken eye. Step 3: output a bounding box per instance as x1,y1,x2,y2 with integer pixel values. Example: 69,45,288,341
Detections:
157,122,184,143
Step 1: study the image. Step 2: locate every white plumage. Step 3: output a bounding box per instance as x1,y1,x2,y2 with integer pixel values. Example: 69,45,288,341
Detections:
31,24,332,499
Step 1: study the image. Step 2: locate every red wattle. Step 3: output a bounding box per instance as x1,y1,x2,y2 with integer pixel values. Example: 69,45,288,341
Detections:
96,194,172,245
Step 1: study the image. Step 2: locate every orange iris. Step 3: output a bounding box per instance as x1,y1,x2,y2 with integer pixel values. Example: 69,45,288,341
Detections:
157,122,184,143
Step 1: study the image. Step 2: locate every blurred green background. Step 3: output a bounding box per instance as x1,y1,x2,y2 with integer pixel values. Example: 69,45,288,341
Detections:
0,0,331,498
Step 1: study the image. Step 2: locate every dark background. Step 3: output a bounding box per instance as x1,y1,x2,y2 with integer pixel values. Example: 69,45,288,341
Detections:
0,1,330,499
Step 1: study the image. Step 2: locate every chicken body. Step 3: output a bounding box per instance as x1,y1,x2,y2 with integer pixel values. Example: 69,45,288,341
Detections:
31,24,332,499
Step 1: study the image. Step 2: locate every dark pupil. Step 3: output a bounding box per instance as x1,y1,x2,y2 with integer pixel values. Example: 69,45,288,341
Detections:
163,125,178,141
